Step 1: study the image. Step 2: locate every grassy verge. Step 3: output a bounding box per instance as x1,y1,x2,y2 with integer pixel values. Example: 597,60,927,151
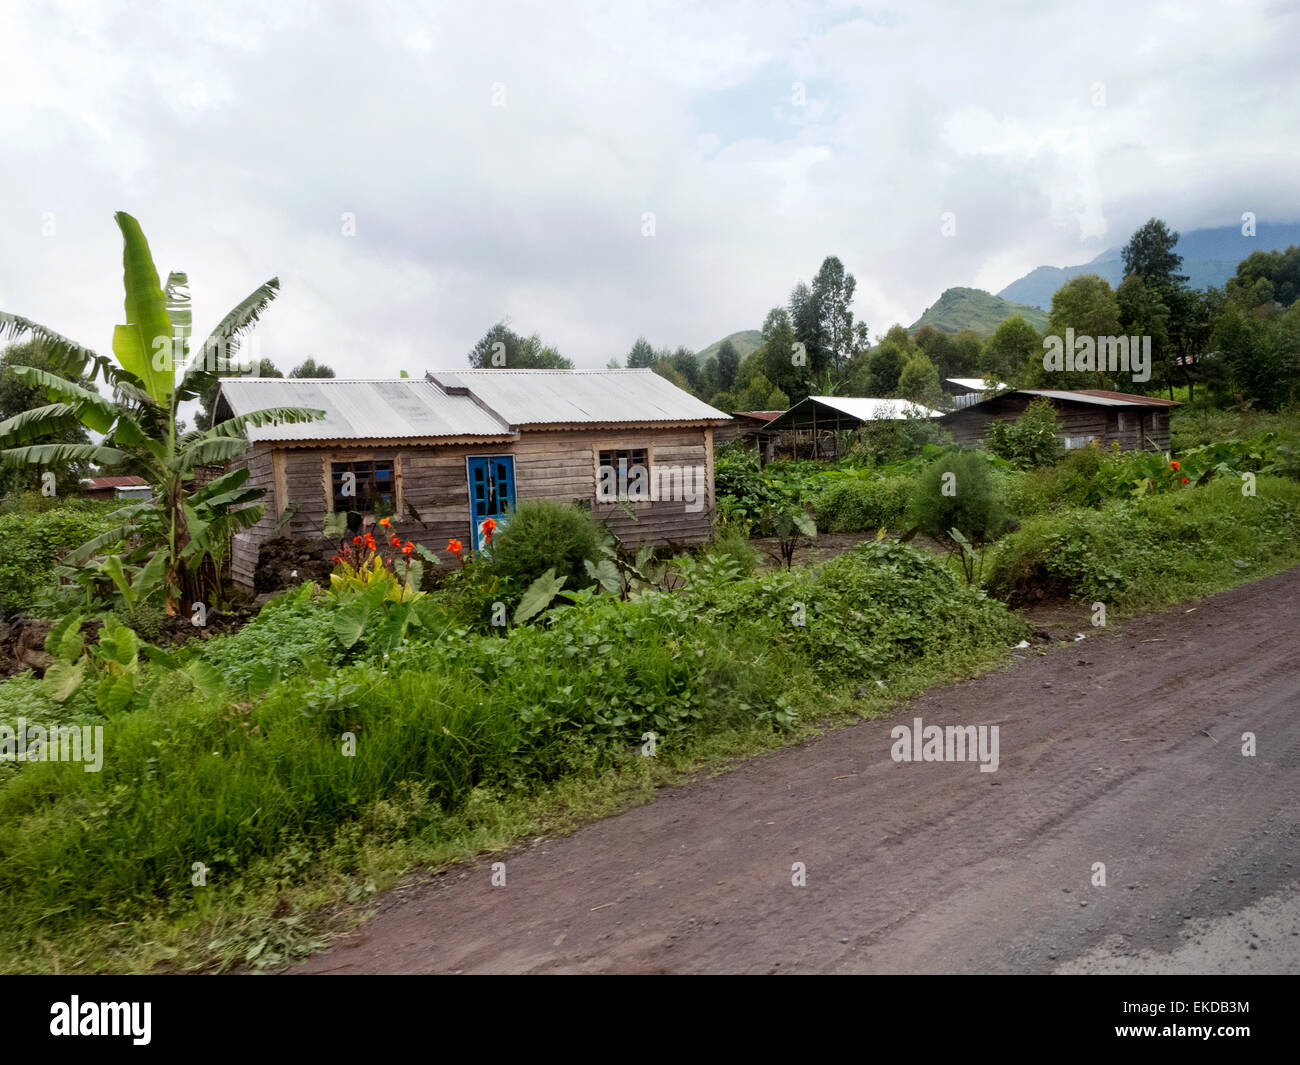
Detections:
985,475,1300,612
0,541,1023,973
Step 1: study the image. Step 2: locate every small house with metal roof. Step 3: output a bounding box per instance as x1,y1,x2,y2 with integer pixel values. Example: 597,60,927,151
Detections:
213,370,730,590
939,389,1180,452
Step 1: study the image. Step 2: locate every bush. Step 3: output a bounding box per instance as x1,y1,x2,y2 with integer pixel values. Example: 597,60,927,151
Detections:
999,442,1112,518
986,396,1065,468
0,499,126,615
907,449,1009,543
814,474,914,532
709,521,759,576
852,415,949,466
985,476,1300,608
201,584,343,692
485,499,603,595
714,446,785,523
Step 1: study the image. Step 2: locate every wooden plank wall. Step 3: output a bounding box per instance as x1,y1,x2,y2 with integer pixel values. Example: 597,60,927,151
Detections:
229,427,715,588
229,448,273,589
944,396,1168,452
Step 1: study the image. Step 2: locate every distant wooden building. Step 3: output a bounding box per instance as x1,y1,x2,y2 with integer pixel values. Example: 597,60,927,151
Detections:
940,389,1180,452
763,396,945,460
714,410,783,460
942,377,1010,410
214,370,730,590
80,475,150,501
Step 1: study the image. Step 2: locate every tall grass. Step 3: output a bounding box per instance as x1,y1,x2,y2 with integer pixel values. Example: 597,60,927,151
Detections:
0,543,1022,960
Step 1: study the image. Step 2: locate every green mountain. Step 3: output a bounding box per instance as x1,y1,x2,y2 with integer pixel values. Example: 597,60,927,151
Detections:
996,222,1300,310
695,329,763,363
909,287,1048,335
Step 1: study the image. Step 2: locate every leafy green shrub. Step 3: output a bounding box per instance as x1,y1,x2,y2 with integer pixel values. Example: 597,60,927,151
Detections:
486,499,602,594
986,396,1065,469
851,414,949,466
0,500,125,615
907,449,1009,543
201,584,343,692
714,446,785,523
686,539,1025,682
814,474,914,532
709,521,759,576
985,476,1300,608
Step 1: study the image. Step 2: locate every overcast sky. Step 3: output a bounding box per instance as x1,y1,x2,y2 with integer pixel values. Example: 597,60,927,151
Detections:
2,0,1297,375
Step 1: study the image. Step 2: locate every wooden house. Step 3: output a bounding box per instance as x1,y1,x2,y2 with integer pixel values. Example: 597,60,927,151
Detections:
940,389,1179,452
213,370,730,590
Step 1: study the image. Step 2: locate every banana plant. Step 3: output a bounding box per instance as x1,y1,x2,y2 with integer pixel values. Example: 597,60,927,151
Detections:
0,212,323,613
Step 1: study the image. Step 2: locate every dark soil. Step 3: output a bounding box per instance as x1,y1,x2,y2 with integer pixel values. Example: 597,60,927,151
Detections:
293,565,1300,974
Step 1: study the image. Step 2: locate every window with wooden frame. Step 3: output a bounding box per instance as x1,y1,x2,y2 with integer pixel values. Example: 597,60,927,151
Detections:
330,458,395,515
595,446,651,504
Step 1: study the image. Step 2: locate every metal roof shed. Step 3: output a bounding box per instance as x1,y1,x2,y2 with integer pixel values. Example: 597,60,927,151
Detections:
763,396,944,434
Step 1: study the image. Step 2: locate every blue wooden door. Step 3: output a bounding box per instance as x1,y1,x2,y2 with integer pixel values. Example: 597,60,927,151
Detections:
467,455,516,550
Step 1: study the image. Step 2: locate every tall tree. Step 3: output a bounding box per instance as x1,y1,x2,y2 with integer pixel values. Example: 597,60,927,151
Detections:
759,306,807,403
289,357,335,379
626,337,656,369
912,326,957,381
897,353,944,407
1121,218,1188,289
1040,275,1124,389
467,322,572,369
980,315,1040,385
788,256,859,383
714,339,740,393
669,346,701,393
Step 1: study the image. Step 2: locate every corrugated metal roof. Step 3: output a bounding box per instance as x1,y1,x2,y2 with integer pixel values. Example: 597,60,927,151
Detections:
946,377,1009,391
1021,389,1179,409
81,475,148,489
216,378,511,442
427,369,729,426
765,395,944,432
1071,388,1181,407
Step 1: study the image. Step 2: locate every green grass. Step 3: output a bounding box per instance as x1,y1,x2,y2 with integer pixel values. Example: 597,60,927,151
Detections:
0,542,1023,973
1171,406,1300,451
985,475,1300,611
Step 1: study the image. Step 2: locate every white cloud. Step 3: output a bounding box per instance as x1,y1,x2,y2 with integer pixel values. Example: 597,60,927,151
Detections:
0,0,1296,374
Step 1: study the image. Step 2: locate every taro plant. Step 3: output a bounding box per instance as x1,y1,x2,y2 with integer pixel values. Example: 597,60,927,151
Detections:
759,483,818,570
0,212,323,614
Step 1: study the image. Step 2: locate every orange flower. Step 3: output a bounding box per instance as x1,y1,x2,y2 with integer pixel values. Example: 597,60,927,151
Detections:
402,541,414,555
1170,460,1180,470
482,517,497,543
1181,477,1189,484
364,533,377,552
352,536,361,546
378,516,392,527
390,534,401,548
447,538,463,556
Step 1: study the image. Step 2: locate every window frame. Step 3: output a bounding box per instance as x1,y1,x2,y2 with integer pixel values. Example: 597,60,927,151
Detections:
324,454,401,517
593,443,654,506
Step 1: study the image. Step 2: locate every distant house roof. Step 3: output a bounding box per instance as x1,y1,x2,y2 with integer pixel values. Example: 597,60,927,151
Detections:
214,369,729,444
945,377,1010,392
1019,389,1180,409
82,475,148,490
941,388,1181,420
765,395,944,432
425,369,729,428
214,378,513,443
731,410,783,423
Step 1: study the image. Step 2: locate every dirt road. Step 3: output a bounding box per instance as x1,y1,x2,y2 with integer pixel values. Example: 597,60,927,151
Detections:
295,568,1300,974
